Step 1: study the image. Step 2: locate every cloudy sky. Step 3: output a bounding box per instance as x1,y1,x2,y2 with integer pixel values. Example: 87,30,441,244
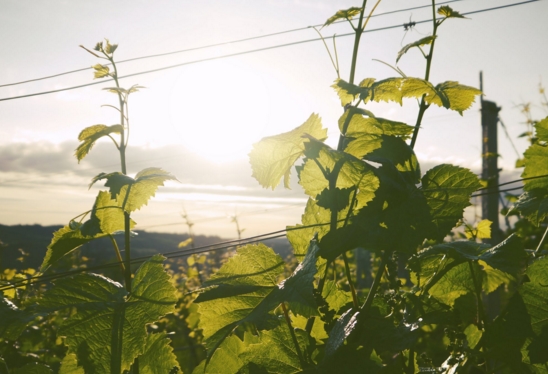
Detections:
1,0,546,239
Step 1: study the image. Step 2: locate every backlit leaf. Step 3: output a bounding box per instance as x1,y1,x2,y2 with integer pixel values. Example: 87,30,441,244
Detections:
249,113,328,189
41,191,135,271
535,116,548,142
286,198,332,257
465,219,492,239
75,124,123,162
396,35,436,63
422,164,482,240
138,333,180,374
92,64,110,79
90,167,178,212
429,81,482,115
511,190,548,226
438,5,466,19
340,109,414,137
240,323,312,373
521,145,548,192
59,353,85,374
39,255,177,374
324,7,362,27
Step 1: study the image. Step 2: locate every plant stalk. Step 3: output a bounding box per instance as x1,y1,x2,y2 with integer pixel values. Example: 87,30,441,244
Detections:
281,302,306,368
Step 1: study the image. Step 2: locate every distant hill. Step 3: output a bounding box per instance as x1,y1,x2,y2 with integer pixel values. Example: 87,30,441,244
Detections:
0,224,292,271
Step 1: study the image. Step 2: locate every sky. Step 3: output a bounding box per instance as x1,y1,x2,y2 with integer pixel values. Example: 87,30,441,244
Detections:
0,0,547,239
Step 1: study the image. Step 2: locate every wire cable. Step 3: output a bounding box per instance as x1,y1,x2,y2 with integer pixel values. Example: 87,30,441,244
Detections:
0,0,464,89
0,1,538,103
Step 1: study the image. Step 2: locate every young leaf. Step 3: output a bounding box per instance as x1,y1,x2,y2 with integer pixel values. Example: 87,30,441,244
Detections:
138,333,180,374
75,124,123,162
396,35,436,63
249,113,328,189
422,164,482,240
91,168,178,213
39,255,177,374
192,333,256,374
92,64,110,79
286,198,332,257
438,5,466,19
59,354,85,374
428,81,482,115
464,219,492,239
339,109,414,137
324,7,362,27
41,191,135,271
534,116,548,142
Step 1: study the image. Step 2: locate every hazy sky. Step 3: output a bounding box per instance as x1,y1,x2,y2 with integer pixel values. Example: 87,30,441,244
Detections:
1,0,546,239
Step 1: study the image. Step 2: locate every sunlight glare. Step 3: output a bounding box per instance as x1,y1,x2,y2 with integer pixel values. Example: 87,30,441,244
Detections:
168,60,270,163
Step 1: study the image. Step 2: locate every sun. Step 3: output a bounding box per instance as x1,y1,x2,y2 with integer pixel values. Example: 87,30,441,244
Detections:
168,59,270,163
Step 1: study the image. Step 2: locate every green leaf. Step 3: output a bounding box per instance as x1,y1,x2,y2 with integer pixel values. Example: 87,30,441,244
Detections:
286,198,332,257
521,257,548,336
92,64,110,79
429,81,482,115
39,255,177,374
0,295,37,340
331,79,363,106
298,138,379,210
535,117,548,142
396,35,436,63
240,323,313,373
510,190,548,226
438,5,466,19
249,113,328,189
75,124,123,162
90,167,178,213
421,164,482,240
324,7,362,27
464,219,492,239
195,240,320,361
194,244,285,355
322,279,353,314
59,354,85,374
192,333,257,374
521,146,548,192
339,109,414,137
41,191,135,271
138,333,180,374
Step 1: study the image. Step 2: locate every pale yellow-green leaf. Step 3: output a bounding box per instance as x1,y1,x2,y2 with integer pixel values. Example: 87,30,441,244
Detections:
339,110,414,137
428,81,482,115
438,5,466,19
465,219,492,240
178,237,193,248
92,64,110,79
249,113,327,189
75,124,123,162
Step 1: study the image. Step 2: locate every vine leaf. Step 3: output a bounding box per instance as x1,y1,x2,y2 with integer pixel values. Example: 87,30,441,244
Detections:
59,354,85,374
396,35,436,63
324,7,362,27
333,78,481,114
11,363,53,374
38,255,177,374
249,113,328,189
192,333,258,374
0,295,37,340
511,190,548,226
534,116,548,141
75,124,123,162
422,164,482,240
195,241,320,361
408,235,526,306
464,219,492,240
438,5,466,19
240,324,313,373
286,198,332,257
138,333,180,374
90,167,178,212
298,138,379,210
41,191,135,271
340,109,414,137
92,64,110,79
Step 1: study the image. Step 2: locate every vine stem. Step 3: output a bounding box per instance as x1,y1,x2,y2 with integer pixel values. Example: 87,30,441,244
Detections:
469,262,488,330
409,0,438,150
360,254,386,313
342,252,359,309
108,234,125,273
281,302,306,368
305,263,330,335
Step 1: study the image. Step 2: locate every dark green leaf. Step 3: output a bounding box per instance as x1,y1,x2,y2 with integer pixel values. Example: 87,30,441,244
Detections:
510,190,548,226
75,124,123,162
11,363,53,374
535,117,548,142
0,295,37,340
422,164,482,240
249,113,328,189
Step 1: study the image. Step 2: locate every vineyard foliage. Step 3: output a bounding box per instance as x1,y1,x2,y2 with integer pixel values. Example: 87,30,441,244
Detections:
1,2,548,374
